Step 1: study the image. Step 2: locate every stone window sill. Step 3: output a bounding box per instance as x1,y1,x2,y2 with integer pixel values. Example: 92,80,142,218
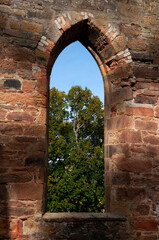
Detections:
42,212,126,222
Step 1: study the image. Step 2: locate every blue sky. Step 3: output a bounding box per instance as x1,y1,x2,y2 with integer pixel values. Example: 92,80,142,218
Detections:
50,41,104,103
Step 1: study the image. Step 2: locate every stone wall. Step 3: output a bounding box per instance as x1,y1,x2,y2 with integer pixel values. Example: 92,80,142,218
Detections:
0,0,159,239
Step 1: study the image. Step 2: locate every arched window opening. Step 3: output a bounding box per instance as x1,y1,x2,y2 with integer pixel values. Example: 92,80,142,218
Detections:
47,41,104,213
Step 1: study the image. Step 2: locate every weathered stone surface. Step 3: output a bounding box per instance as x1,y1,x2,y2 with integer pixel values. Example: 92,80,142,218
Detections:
100,44,115,60
111,88,133,104
140,15,157,26
133,65,159,79
25,153,44,166
21,20,43,33
108,65,133,85
0,13,7,28
23,218,39,235
134,219,158,231
107,116,132,130
125,106,154,116
117,188,146,201
0,184,8,200
154,106,159,117
114,156,152,173
143,135,159,145
111,172,130,185
0,109,7,120
0,0,11,5
111,35,127,53
119,3,138,19
9,19,20,30
135,120,158,131
120,23,141,37
106,144,129,158
0,219,9,236
3,79,21,89
7,112,34,122
0,1,159,240
136,236,158,240
8,206,35,217
134,94,157,104
119,130,142,143
5,47,35,63
9,183,43,200
0,171,33,183
21,75,35,87
130,204,150,216
128,39,146,51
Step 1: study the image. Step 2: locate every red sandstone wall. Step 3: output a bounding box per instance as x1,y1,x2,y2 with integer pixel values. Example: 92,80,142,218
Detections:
0,0,159,239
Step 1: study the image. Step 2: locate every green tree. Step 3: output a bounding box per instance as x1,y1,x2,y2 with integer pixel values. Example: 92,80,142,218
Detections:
47,86,104,212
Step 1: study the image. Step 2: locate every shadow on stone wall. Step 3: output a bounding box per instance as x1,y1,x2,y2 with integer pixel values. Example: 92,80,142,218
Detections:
0,183,9,239
32,213,129,240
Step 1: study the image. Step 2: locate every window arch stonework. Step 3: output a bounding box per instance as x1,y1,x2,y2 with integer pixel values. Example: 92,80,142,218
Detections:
34,13,134,215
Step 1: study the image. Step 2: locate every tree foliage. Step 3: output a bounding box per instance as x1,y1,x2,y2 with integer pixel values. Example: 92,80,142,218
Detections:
47,86,104,212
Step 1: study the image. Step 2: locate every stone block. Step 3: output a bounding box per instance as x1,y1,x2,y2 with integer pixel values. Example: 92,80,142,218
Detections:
133,205,150,216
21,20,43,33
117,187,146,201
36,68,47,94
0,0,11,4
128,39,146,51
106,144,129,158
13,9,25,17
135,94,157,104
23,218,39,235
108,62,133,84
147,145,159,157
154,106,159,117
5,47,35,63
0,123,23,135
134,82,152,90
107,116,132,131
37,107,46,123
1,92,35,105
134,219,158,231
25,153,45,166
100,44,115,60
114,156,152,173
8,205,35,217
134,65,159,79
0,171,33,183
111,88,133,104
119,130,142,143
120,23,141,37
143,135,159,145
140,15,157,26
3,79,21,89
119,4,138,19
9,183,43,200
125,106,154,117
0,13,7,28
0,58,17,70
0,219,9,235
10,219,22,233
0,109,7,120
111,35,127,53
0,184,8,200
131,51,154,62
111,172,130,185
7,112,34,122
9,19,20,30
22,124,46,136
135,120,158,131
